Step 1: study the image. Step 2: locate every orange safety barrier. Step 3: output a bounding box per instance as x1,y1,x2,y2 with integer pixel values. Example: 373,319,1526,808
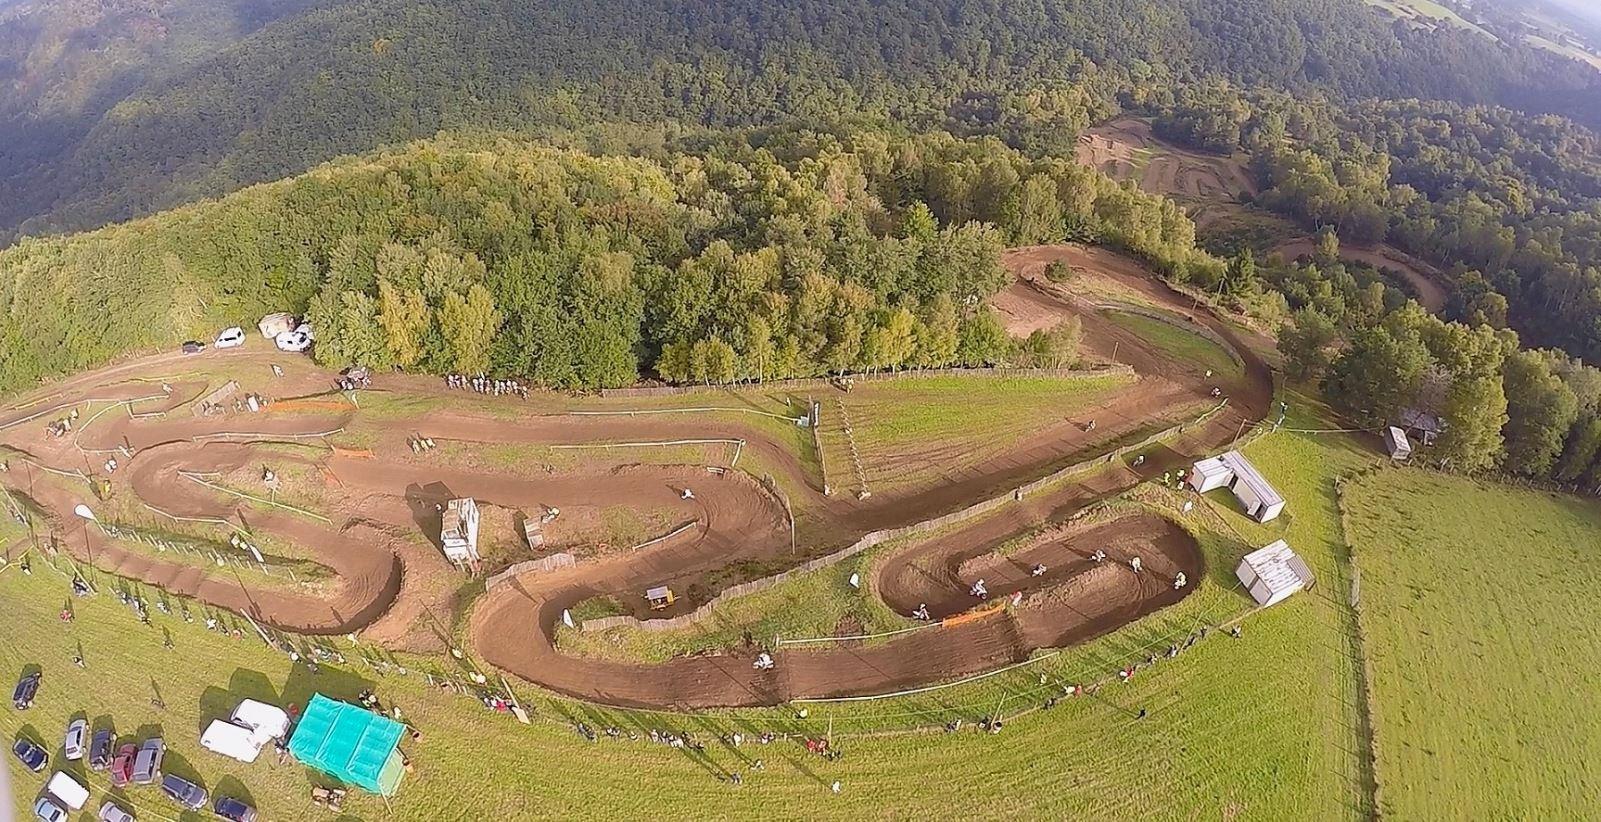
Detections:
320,466,344,485
267,399,350,414
940,603,1006,628
330,447,374,459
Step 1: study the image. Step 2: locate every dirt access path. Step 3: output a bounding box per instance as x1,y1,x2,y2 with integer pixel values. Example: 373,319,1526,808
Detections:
0,245,1272,709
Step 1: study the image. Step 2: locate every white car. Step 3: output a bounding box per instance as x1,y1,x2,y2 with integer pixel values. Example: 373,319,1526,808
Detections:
274,330,311,353
97,801,136,822
215,326,246,349
63,719,88,761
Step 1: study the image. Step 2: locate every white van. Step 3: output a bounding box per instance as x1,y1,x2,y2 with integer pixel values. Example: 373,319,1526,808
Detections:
215,326,246,349
274,330,311,353
46,771,90,810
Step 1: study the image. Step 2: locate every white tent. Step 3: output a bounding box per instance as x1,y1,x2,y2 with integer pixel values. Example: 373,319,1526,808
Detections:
1236,540,1315,607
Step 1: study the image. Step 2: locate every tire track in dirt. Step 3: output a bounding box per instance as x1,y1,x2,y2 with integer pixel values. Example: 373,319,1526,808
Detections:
0,245,1272,709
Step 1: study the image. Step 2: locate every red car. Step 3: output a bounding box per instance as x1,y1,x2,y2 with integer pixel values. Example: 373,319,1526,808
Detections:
108,743,136,788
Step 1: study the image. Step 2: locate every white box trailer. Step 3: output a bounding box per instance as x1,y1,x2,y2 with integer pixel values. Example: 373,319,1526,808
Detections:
1189,451,1287,523
46,771,90,810
1188,456,1234,493
1383,426,1412,460
1236,539,1315,607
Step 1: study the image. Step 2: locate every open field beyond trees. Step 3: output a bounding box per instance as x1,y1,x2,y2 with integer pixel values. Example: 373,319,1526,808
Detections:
1343,469,1601,818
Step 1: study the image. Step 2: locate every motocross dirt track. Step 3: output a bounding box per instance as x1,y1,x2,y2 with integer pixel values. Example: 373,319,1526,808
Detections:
0,245,1271,709
1075,118,1258,203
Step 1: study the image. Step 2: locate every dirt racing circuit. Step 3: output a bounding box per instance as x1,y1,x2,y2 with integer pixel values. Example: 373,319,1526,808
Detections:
0,246,1271,709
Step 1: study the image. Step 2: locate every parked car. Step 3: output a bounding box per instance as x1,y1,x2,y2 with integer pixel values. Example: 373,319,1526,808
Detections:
12,671,41,708
31,796,68,822
88,727,114,770
132,738,164,784
62,719,88,761
180,340,206,355
273,329,311,352
97,800,136,822
213,796,258,822
160,773,208,810
12,737,48,772
108,743,136,788
215,326,246,349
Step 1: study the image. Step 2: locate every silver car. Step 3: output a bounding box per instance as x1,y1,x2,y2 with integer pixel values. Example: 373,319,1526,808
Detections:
97,801,136,822
62,719,87,761
132,738,164,784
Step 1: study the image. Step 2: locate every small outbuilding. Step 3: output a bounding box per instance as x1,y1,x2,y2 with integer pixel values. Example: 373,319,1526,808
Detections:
258,313,297,338
441,497,481,564
1397,407,1444,446
288,693,407,796
1188,456,1235,493
1188,450,1286,523
1383,426,1412,461
1236,539,1315,607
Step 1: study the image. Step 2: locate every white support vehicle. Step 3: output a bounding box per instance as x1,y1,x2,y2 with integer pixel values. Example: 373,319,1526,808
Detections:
274,329,312,353
46,771,90,810
215,326,247,349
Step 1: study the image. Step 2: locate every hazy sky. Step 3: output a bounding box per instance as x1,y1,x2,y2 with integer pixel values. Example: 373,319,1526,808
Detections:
1541,0,1601,27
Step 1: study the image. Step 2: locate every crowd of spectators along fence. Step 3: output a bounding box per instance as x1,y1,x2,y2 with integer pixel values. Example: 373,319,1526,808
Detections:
595,364,1135,399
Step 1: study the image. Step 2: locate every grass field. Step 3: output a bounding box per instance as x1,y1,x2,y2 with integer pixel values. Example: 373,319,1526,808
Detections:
1342,469,1601,818
824,373,1135,495
1105,311,1241,378
5,381,1393,820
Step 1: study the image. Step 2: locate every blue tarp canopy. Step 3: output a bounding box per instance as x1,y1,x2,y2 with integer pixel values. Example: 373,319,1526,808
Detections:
287,693,406,796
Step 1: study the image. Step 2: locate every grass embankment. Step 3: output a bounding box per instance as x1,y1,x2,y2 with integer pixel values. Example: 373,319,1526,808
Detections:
4,387,1381,819
1105,310,1241,378
823,373,1135,495
1343,469,1601,818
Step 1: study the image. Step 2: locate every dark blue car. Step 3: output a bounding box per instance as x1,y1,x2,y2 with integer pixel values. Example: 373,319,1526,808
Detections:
11,737,48,772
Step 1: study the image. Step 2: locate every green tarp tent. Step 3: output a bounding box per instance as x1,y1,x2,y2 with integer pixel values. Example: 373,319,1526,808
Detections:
287,693,406,796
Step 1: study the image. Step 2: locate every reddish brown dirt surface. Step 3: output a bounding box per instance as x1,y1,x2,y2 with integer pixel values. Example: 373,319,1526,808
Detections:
1076,118,1258,202
0,245,1272,709
1273,238,1448,312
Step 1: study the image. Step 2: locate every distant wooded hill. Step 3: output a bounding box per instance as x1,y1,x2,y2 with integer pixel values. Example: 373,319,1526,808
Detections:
2,0,1598,241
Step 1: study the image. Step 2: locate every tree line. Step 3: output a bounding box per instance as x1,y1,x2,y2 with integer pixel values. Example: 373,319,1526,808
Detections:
0,130,1166,394
1275,232,1601,485
6,0,1599,241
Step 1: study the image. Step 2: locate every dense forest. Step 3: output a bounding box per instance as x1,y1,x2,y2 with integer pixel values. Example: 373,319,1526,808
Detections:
3,0,1599,240
0,130,1192,394
1269,231,1601,486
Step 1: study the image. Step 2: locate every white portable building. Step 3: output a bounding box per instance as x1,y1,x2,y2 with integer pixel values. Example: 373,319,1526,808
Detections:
46,772,90,810
1188,450,1286,523
1188,456,1234,493
1236,540,1315,607
442,497,481,563
1383,426,1412,460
